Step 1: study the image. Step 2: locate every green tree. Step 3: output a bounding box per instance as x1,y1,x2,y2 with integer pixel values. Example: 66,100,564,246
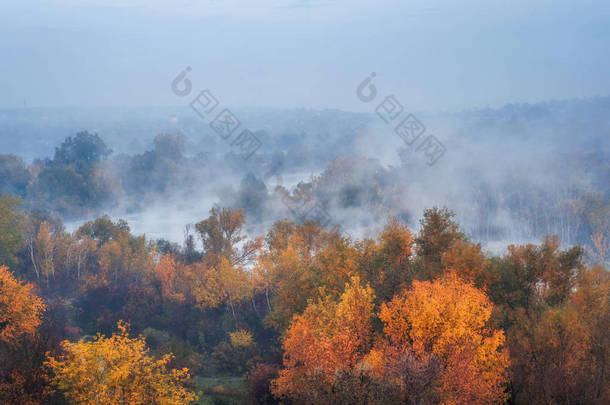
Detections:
53,131,111,169
0,195,24,268
0,154,31,197
414,207,465,279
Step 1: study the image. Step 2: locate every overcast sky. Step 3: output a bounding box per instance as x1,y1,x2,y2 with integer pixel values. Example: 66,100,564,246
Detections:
1,0,609,111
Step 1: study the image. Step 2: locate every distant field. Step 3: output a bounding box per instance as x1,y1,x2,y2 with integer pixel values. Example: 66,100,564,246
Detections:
194,376,246,405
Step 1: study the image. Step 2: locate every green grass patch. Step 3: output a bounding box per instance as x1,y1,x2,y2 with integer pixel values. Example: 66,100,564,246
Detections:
193,376,246,405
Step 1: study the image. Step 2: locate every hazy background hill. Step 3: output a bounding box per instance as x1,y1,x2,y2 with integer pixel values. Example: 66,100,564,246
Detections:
1,97,608,254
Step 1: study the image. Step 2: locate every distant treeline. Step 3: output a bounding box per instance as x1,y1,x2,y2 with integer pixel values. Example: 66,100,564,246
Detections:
1,127,608,257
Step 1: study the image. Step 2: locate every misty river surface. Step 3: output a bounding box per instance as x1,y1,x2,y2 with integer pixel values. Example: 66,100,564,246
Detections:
64,171,315,244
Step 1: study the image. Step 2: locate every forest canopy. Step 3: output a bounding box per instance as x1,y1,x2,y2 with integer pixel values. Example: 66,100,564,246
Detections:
0,197,607,404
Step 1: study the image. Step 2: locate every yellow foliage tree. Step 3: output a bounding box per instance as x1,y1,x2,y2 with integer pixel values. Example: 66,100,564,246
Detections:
190,256,253,319
229,329,254,348
45,321,197,405
255,221,359,331
0,265,45,344
89,232,153,288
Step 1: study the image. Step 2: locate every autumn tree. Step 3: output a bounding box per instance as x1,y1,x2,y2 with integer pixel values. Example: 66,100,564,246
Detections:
441,239,494,290
490,236,585,318
195,207,259,266
255,220,358,331
188,208,261,320
46,321,197,405
379,274,509,404
0,266,49,404
509,264,609,404
254,221,323,330
89,231,152,288
509,305,591,404
212,329,261,374
0,297,71,405
359,218,414,303
537,235,584,305
366,340,440,405
309,233,360,300
272,277,375,404
572,265,610,404
154,253,188,303
414,207,465,279
122,252,196,342
0,265,45,345
191,256,254,319
245,363,280,405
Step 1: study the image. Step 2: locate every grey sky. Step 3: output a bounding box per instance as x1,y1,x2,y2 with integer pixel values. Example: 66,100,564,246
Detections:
1,0,609,111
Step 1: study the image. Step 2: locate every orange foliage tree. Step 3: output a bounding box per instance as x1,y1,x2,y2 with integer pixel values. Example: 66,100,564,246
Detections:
0,266,48,404
379,274,509,404
441,239,494,290
0,265,45,345
45,321,197,405
154,253,188,303
271,277,375,403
